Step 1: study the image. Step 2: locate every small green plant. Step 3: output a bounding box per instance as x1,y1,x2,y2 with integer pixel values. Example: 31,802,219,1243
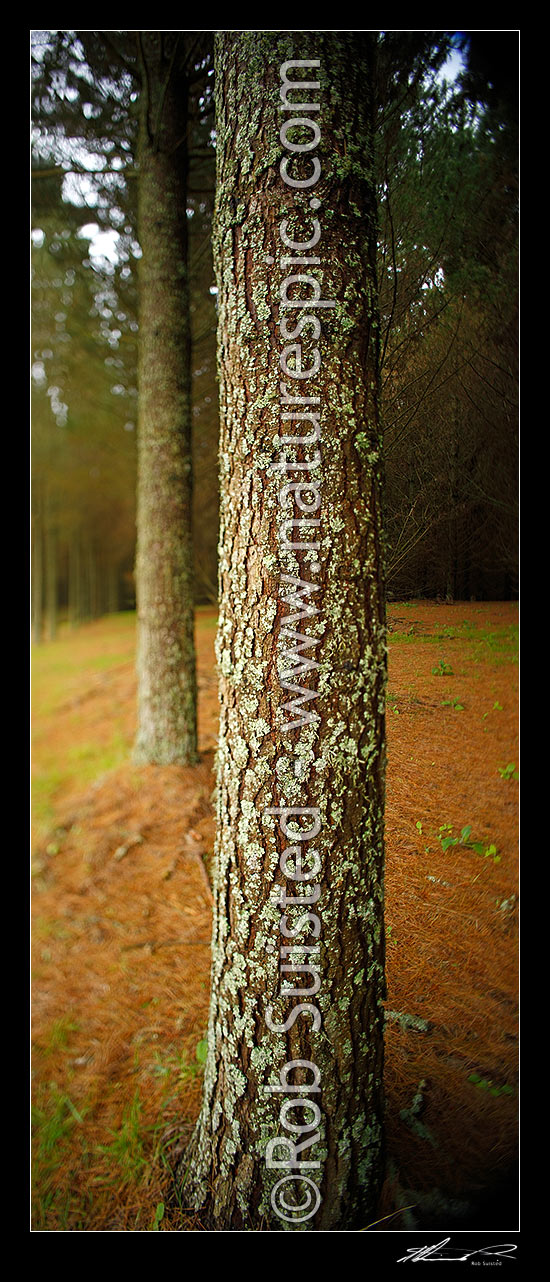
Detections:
437,824,500,863
152,1041,204,1083
432,659,453,676
96,1090,148,1186
415,820,423,834
32,1083,85,1157
438,823,471,852
151,1202,165,1231
483,844,500,862
498,762,518,781
482,700,503,720
467,1073,514,1098
32,1083,87,1229
44,1017,80,1054
196,1038,208,1065
441,697,464,711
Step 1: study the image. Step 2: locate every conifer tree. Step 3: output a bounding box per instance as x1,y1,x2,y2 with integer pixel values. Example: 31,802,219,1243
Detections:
182,30,386,1231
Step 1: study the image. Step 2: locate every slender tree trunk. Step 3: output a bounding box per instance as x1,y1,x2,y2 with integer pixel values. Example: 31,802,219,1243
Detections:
32,516,43,644
133,33,198,765
45,525,57,642
445,425,460,601
88,543,98,619
80,539,90,621
181,32,386,1231
107,562,119,615
68,534,77,629
69,534,82,628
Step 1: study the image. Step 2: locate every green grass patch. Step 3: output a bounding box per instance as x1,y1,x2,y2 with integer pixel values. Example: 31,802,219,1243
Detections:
32,768,67,832
31,614,137,716
195,606,218,628
32,731,132,842
42,1016,81,1054
96,1089,150,1187
65,730,132,777
31,1081,88,1229
389,619,518,664
471,625,518,663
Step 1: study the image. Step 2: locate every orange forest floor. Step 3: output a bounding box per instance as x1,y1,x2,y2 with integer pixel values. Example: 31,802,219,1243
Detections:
31,602,519,1232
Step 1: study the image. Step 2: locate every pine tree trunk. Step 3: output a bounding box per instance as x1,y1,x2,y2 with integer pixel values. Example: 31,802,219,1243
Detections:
445,425,460,601
182,31,386,1232
81,538,90,621
45,525,57,642
68,534,79,629
32,517,43,644
107,562,119,615
133,34,198,765
88,544,98,619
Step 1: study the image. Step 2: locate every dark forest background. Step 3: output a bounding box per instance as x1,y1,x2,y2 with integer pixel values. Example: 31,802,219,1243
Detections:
31,30,518,642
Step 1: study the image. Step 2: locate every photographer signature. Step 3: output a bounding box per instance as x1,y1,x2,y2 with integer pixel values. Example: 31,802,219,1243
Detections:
397,1237,517,1262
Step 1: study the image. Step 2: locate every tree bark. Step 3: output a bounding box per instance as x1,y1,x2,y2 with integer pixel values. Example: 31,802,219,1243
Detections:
32,515,43,645
133,33,198,765
107,562,119,615
181,32,386,1231
68,534,79,629
45,524,57,642
87,543,98,619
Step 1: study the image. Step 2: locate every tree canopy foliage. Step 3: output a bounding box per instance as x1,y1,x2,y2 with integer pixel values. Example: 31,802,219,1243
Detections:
31,30,218,642
31,28,518,641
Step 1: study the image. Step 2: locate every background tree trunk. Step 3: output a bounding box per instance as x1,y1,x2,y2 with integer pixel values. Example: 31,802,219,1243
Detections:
182,31,386,1231
87,543,97,620
107,562,119,615
133,33,198,765
68,534,79,629
32,514,43,645
45,523,57,642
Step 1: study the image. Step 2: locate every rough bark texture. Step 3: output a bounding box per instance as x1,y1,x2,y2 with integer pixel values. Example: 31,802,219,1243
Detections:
134,33,198,765
182,31,386,1230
